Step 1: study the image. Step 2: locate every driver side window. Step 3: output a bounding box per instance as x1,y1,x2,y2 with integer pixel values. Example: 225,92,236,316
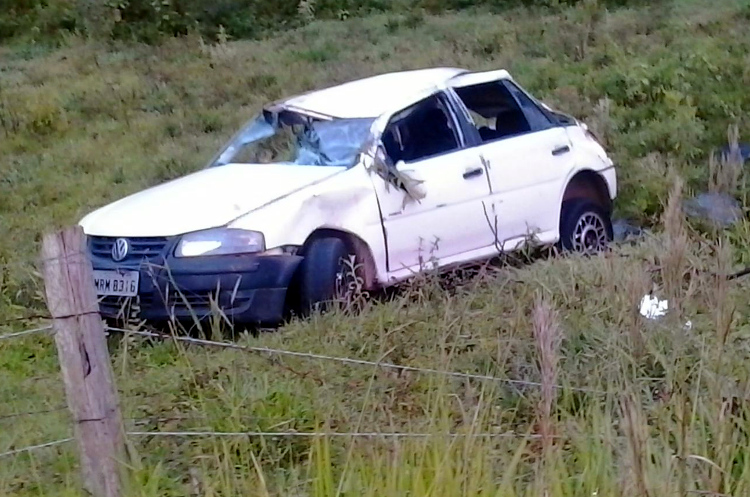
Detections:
382,93,461,164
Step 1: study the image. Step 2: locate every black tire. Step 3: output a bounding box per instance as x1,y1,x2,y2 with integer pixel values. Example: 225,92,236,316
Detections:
559,199,613,254
297,237,353,314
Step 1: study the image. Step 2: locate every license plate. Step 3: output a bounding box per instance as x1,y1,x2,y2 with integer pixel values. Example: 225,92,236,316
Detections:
93,270,139,297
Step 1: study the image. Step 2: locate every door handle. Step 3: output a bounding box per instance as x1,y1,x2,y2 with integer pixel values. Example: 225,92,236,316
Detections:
463,167,484,179
552,145,571,156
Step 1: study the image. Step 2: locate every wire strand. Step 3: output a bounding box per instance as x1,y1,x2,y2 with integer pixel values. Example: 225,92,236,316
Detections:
111,327,606,395
0,314,52,327
0,406,68,422
0,325,53,341
0,251,95,274
0,438,73,458
127,430,547,439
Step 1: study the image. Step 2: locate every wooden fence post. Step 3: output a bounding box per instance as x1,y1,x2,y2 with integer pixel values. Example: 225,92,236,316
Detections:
41,226,125,497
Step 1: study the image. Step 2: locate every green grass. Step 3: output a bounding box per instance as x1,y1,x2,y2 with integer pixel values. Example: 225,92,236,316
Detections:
4,0,750,495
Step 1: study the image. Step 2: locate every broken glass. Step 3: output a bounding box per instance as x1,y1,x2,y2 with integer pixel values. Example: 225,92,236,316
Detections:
207,112,375,168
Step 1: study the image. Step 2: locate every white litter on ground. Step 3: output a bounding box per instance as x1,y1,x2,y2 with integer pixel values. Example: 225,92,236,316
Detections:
639,294,669,319
639,294,693,330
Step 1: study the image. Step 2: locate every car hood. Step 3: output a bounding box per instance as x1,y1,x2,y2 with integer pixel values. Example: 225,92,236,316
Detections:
79,163,346,237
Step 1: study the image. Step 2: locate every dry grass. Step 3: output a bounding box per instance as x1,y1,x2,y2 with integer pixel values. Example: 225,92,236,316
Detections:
709,125,744,195
660,171,690,312
5,226,750,495
532,293,560,458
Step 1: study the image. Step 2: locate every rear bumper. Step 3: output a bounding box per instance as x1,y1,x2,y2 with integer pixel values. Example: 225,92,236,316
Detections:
93,247,303,325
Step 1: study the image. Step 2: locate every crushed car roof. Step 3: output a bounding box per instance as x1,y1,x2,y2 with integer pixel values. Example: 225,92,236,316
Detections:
275,67,509,119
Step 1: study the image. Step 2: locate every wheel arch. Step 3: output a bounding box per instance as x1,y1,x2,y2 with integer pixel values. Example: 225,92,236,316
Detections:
299,228,380,290
561,169,613,216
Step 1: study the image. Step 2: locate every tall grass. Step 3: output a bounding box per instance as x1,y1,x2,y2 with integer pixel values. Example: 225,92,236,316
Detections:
6,227,750,495
531,293,560,471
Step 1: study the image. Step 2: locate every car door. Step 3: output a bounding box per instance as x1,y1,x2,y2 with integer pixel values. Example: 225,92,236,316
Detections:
367,91,494,276
447,73,575,250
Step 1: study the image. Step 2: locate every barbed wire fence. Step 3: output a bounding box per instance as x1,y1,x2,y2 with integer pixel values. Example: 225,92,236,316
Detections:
0,318,597,458
0,225,621,496
0,316,70,460
0,320,570,445
0,312,604,449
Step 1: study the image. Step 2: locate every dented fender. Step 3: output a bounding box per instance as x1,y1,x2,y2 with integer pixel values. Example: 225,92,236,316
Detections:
227,163,390,284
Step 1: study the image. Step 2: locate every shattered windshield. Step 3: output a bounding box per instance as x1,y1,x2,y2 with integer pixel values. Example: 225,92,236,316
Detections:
208,110,375,168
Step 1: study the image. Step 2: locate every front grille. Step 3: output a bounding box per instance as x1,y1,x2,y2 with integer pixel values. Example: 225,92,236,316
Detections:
142,290,250,311
98,295,140,323
89,236,170,263
142,291,213,308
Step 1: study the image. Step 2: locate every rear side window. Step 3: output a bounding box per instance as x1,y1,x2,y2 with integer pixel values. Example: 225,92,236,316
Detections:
453,81,553,143
503,82,554,132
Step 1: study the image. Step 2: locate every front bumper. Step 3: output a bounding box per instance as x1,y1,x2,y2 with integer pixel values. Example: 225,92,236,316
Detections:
90,237,302,325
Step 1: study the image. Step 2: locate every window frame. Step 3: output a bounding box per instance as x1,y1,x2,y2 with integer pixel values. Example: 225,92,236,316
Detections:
447,78,566,146
381,90,471,165
500,80,556,133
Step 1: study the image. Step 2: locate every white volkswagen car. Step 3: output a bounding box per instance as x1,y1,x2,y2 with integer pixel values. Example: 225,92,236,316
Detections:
79,67,616,325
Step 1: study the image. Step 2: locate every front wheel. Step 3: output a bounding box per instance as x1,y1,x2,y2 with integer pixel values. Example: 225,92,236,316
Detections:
297,237,356,315
559,199,613,254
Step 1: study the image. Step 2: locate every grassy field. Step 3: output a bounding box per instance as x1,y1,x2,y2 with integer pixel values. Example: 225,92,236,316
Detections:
4,0,750,495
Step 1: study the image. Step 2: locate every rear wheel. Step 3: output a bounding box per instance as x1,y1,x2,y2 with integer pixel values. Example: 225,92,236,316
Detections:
297,237,356,314
559,199,613,254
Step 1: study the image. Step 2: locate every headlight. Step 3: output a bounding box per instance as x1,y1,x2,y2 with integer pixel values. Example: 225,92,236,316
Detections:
175,228,265,258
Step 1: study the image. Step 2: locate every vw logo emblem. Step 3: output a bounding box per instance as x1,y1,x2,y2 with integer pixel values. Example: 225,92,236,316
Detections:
111,238,130,262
